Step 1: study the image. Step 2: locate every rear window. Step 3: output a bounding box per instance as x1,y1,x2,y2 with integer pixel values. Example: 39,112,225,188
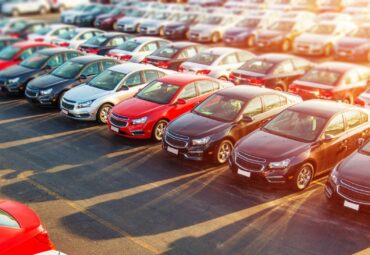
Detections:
0,210,20,229
300,69,342,86
239,59,275,74
189,52,219,65
152,46,178,58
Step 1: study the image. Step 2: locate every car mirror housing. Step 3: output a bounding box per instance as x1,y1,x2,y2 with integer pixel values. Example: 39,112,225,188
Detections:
120,85,129,91
175,98,186,105
241,115,253,123
323,133,335,142
79,74,87,80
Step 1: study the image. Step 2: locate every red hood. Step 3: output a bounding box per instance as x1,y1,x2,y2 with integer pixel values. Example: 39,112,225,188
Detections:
112,97,167,118
0,59,17,70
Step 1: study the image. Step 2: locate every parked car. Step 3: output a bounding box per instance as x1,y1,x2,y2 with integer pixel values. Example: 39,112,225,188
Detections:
0,36,21,51
163,85,302,164
73,4,112,27
326,138,370,211
230,100,370,191
142,42,206,71
25,55,119,107
289,62,370,104
187,14,240,43
5,20,46,39
53,28,103,49
254,18,314,52
107,74,232,141
2,0,50,16
0,48,81,95
138,11,176,36
61,63,169,123
335,23,370,61
107,37,170,63
115,9,152,33
79,32,133,55
50,0,89,12
358,88,370,109
179,47,255,80
60,4,94,24
0,200,55,255
94,7,130,30
229,53,313,91
0,18,25,34
28,24,75,43
0,41,54,71
293,21,357,57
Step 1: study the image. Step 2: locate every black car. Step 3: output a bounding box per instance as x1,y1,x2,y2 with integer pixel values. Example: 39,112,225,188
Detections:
229,53,313,91
163,86,302,164
25,55,120,107
6,20,46,39
0,48,82,95
0,36,21,51
163,13,200,40
73,4,112,27
142,42,207,71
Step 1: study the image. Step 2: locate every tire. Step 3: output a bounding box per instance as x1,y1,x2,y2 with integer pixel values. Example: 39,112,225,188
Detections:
246,35,255,47
152,120,168,142
218,76,228,81
39,6,47,15
342,96,353,104
97,103,113,124
159,26,165,36
324,44,333,57
211,32,220,43
213,139,233,164
12,9,19,17
291,163,314,191
281,39,291,52
273,82,285,91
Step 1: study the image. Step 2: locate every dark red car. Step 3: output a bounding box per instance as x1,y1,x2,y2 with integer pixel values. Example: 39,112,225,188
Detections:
94,7,130,30
0,41,54,70
108,74,233,141
0,200,55,255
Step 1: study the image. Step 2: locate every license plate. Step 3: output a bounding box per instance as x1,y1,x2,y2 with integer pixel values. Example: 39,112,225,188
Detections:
237,169,251,178
61,109,68,115
344,200,359,211
111,126,119,133
167,146,178,155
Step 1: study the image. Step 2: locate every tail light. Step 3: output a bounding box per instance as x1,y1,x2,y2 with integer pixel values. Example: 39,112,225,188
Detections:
178,66,184,72
319,90,333,99
9,32,20,38
35,226,54,249
249,78,265,86
107,52,112,57
60,42,70,47
120,55,132,61
229,73,236,80
355,97,365,107
196,69,211,75
157,61,170,69
87,48,99,54
35,38,44,42
288,84,298,93
141,58,149,64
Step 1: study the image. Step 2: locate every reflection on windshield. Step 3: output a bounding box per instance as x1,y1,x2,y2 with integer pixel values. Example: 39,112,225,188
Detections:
136,81,179,104
85,35,107,46
152,46,178,58
239,59,274,74
35,27,52,35
189,53,218,65
237,18,260,28
52,61,84,79
202,16,223,25
0,46,20,60
89,70,126,90
59,30,78,40
117,41,140,52
269,21,294,32
300,69,341,86
20,54,48,69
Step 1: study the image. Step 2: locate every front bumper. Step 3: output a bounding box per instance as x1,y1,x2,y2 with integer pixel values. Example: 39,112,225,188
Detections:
164,28,187,39
25,88,58,106
75,19,94,27
139,27,160,36
335,48,367,61
294,43,326,56
188,32,212,43
223,36,247,46
60,99,97,121
95,20,113,30
107,115,153,139
116,24,137,33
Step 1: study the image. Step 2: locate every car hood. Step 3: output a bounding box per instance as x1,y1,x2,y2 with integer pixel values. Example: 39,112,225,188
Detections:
113,97,165,118
168,112,230,138
64,84,112,102
0,65,35,78
337,37,370,49
236,130,310,161
28,74,71,89
296,33,332,44
257,30,286,40
225,27,254,36
338,151,370,187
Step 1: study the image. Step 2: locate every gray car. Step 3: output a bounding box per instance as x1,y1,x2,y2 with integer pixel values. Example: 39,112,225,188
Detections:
139,11,181,36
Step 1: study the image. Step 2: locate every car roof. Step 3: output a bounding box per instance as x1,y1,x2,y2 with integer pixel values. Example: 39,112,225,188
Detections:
38,47,79,55
158,74,213,86
167,41,199,48
12,41,52,48
216,85,285,101
71,55,113,64
314,61,369,73
258,53,300,63
129,36,167,43
109,62,154,73
203,47,241,55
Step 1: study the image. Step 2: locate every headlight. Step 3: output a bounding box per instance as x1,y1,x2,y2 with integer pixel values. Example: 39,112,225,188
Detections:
330,164,339,184
8,77,20,84
192,136,210,146
132,116,148,125
77,99,95,109
268,159,291,169
40,88,53,95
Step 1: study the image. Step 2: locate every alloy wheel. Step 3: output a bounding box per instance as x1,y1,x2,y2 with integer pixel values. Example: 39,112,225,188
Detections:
99,105,112,124
216,140,233,164
296,165,313,190
153,121,168,141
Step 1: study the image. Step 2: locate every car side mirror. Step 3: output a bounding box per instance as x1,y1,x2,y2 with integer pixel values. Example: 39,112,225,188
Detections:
322,133,335,142
120,85,129,91
79,74,87,80
175,98,186,105
241,115,253,123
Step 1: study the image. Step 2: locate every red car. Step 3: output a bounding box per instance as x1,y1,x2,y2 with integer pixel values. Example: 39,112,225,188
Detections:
108,74,233,141
94,7,131,30
0,41,54,70
0,200,55,255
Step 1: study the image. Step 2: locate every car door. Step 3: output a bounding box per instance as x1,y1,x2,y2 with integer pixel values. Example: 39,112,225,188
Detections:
218,53,240,73
168,82,199,119
343,110,370,154
116,71,146,101
172,46,198,71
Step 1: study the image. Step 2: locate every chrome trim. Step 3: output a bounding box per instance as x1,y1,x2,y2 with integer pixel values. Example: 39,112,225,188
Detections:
235,152,265,172
337,184,370,206
164,131,189,149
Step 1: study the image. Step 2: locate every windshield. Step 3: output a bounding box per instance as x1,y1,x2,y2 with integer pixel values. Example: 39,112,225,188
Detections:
202,16,223,25
58,30,78,40
194,94,245,122
189,53,219,65
360,140,370,155
128,10,145,17
89,70,126,90
116,41,140,52
85,35,107,46
239,59,275,74
0,46,20,60
264,110,327,142
300,69,341,86
108,8,122,15
269,21,295,32
0,210,20,229
309,24,335,35
52,61,84,79
34,26,52,35
136,81,180,104
152,46,179,58
353,26,370,38
237,18,260,28
20,53,48,69
9,20,27,32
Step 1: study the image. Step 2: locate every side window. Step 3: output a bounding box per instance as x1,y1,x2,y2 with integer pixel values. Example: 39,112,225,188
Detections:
178,47,197,59
19,48,34,60
30,24,43,33
107,37,125,47
361,112,369,123
274,61,294,75
80,32,94,40
102,61,117,70
81,63,100,76
279,95,287,106
178,83,197,100
65,51,80,60
345,71,360,85
123,72,143,87
344,111,365,129
293,58,310,71
197,80,214,95
143,70,161,82
243,97,263,117
324,114,345,136
54,28,69,36
212,81,220,90
46,54,64,68
157,40,168,48
263,94,282,111
141,42,158,52
237,52,253,63
220,53,238,65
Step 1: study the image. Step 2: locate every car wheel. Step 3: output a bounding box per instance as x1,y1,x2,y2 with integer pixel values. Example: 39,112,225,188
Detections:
159,26,165,36
152,120,168,142
342,96,353,104
214,139,233,164
97,103,113,124
274,83,285,91
324,44,333,57
246,35,255,47
39,6,47,15
218,76,228,81
12,9,19,17
292,163,314,191
281,39,291,52
211,32,220,43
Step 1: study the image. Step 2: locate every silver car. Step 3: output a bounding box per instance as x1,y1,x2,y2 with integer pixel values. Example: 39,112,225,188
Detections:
358,88,370,109
179,47,255,80
115,9,152,33
61,63,171,123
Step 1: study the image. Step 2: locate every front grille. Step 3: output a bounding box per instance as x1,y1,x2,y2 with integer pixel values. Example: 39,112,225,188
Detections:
112,113,128,120
26,89,38,97
165,131,189,149
63,98,76,104
338,182,370,205
62,101,74,110
235,152,265,172
110,117,128,127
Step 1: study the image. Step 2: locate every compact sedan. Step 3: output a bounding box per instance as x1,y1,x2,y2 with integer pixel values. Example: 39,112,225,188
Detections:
230,100,370,191
79,32,132,55
53,28,103,49
0,200,55,255
163,86,302,164
107,37,170,63
293,21,357,57
0,48,81,95
108,74,232,141
25,55,119,107
326,139,370,211
143,42,206,71
28,24,75,43
5,20,46,39
138,11,176,36
179,47,255,80
289,62,370,104
73,4,112,27
163,13,200,40
0,41,54,70
115,9,151,33
61,63,168,123
0,36,21,51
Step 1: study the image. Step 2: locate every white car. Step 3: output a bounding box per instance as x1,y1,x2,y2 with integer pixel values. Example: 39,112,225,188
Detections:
2,0,50,16
28,24,75,43
179,47,255,80
53,28,103,49
358,88,370,109
107,37,170,63
61,63,171,123
50,0,90,12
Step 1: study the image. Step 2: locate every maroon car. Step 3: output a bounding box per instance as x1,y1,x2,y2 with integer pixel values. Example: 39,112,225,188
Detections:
325,139,370,211
229,100,370,191
94,7,131,30
289,62,370,104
